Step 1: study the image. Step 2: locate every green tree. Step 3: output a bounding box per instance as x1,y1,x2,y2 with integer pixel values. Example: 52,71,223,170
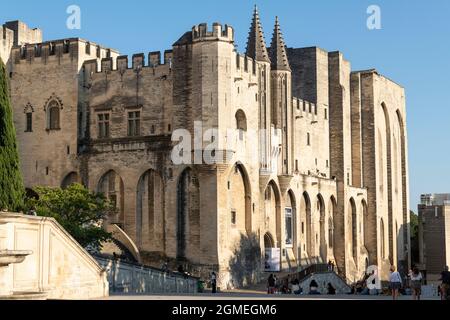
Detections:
26,184,113,250
0,57,25,211
410,210,420,265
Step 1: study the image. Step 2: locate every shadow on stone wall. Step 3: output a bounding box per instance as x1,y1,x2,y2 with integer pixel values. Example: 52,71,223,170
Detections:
228,233,262,288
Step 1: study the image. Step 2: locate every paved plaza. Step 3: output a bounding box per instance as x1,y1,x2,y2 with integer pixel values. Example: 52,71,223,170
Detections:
101,290,441,300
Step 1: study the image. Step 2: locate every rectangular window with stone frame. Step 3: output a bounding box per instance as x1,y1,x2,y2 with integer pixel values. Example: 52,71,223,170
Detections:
127,111,141,137
97,113,110,139
231,209,237,226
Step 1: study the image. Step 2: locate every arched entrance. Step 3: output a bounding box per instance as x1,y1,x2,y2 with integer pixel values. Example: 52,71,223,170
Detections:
263,232,280,272
264,232,275,248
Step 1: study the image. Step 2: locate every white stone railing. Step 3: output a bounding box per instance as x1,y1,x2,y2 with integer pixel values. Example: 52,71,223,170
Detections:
96,256,198,295
0,212,109,299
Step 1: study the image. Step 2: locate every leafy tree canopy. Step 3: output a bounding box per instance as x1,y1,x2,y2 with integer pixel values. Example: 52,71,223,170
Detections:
25,184,114,251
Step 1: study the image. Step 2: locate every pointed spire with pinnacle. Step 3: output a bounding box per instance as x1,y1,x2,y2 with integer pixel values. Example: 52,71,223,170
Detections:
245,6,271,63
269,16,291,72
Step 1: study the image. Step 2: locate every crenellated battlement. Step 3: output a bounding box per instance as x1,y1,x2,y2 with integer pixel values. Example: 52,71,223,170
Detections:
192,23,234,43
12,39,77,63
1,25,13,40
83,50,173,74
235,53,258,75
10,38,118,64
292,97,324,122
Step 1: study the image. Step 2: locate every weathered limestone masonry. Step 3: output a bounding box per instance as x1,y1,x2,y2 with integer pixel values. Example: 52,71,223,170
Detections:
2,8,410,289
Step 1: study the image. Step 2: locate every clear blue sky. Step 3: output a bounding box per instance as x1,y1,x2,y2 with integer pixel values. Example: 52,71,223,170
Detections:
2,0,449,211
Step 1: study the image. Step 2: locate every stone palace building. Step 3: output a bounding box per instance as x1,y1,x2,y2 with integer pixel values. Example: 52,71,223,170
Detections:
1,8,410,288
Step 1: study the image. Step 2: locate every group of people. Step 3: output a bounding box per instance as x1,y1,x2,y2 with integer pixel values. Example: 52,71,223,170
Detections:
327,260,336,272
267,274,295,294
389,265,450,300
169,262,450,299
395,266,425,300
266,274,336,295
264,265,450,299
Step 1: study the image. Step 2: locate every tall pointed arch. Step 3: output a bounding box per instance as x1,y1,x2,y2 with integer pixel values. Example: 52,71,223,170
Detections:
97,170,125,227
136,169,163,250
227,163,252,235
263,180,282,247
381,102,393,263
285,190,296,250
317,194,326,261
176,168,200,260
396,109,409,265
301,192,312,257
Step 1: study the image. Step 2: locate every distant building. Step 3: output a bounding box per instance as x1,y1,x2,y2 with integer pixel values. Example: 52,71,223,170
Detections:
418,194,450,284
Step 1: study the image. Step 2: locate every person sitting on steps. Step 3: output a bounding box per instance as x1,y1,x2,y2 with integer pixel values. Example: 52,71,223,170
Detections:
309,279,320,295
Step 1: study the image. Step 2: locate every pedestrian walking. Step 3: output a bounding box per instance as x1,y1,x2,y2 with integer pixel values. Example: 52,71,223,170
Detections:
409,267,423,300
210,272,217,294
439,266,450,300
267,274,275,294
274,275,279,294
389,265,403,300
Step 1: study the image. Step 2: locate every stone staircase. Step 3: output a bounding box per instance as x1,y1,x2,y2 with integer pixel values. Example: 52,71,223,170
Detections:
240,264,347,294
0,212,108,299
286,264,351,294
297,270,351,295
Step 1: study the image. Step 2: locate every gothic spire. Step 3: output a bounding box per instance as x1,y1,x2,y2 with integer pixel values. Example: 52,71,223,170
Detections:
245,6,270,63
269,16,291,72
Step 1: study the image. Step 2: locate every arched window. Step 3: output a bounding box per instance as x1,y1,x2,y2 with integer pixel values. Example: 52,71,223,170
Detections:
47,100,61,130
24,103,34,133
